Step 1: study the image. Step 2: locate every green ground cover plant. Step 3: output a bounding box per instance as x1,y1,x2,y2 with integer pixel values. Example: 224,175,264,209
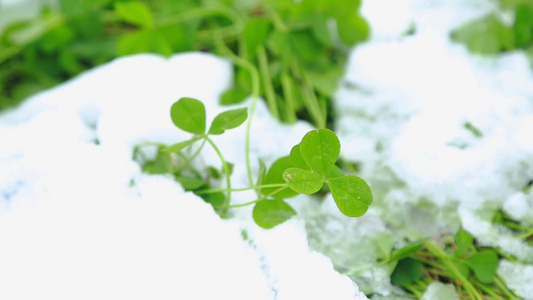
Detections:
136,96,373,229
0,0,368,128
3,1,533,299
451,0,533,62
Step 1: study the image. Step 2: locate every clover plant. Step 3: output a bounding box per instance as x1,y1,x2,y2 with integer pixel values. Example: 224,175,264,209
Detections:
137,96,372,229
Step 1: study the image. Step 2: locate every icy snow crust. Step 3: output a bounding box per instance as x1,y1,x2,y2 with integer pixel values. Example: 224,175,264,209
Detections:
0,53,366,300
298,0,533,298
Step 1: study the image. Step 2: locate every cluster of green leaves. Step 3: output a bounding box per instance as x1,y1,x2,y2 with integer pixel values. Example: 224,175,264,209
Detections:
137,97,373,229
0,0,369,128
451,0,533,62
364,231,519,299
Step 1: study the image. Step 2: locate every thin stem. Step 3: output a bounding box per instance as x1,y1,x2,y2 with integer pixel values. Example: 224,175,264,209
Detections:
155,7,242,31
205,136,232,214
281,72,297,123
213,186,289,209
476,282,502,300
196,183,288,195
426,241,484,300
257,45,279,119
175,138,207,173
494,276,519,299
0,14,65,66
212,33,260,189
290,61,325,128
216,199,262,209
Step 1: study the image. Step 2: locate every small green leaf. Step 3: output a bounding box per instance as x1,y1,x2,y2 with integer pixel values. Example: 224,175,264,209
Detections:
289,144,309,170
175,176,207,190
142,149,173,174
327,176,372,217
115,1,153,28
290,30,324,63
116,30,173,56
243,18,271,59
389,239,428,262
391,258,423,287
455,229,474,258
283,168,323,194
335,12,369,46
163,137,201,153
253,199,296,229
170,97,206,134
299,129,340,177
200,191,225,206
208,107,248,135
220,88,248,105
262,156,298,199
466,250,499,284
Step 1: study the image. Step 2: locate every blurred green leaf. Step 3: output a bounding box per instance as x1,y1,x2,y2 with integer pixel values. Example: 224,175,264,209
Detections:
253,199,296,229
115,1,154,28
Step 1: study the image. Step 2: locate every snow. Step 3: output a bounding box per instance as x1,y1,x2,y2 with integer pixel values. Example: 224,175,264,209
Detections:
0,53,365,300
498,260,533,300
2,0,533,298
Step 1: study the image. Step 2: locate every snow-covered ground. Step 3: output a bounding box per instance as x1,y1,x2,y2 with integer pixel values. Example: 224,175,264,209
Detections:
1,0,533,299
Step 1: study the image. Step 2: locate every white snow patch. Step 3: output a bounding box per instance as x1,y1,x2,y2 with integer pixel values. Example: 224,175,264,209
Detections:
0,53,365,300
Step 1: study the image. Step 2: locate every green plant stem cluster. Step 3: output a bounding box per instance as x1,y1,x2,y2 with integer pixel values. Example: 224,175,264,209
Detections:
348,230,522,299
138,96,373,229
451,0,533,63
0,0,369,126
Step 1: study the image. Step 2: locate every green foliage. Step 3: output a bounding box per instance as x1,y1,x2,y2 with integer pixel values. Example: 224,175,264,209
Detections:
451,0,533,60
208,107,248,135
0,0,369,127
466,250,499,284
170,97,207,134
252,199,296,229
282,129,373,217
391,258,423,287
137,97,373,229
370,233,517,300
115,1,154,29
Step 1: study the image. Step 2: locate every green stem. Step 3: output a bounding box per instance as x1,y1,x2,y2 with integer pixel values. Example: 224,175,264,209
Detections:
290,61,325,128
281,72,297,123
426,241,484,300
175,138,207,173
205,136,232,214
212,33,260,189
404,284,425,298
196,183,288,195
257,45,279,119
476,282,503,300
515,228,533,240
494,276,519,299
213,186,289,209
0,14,65,66
155,7,242,31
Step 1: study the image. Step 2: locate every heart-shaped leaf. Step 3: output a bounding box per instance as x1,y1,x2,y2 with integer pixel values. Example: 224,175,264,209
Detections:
163,136,201,153
299,129,340,177
391,258,423,287
208,107,248,135
327,175,372,217
170,97,206,134
289,144,309,170
262,156,298,199
253,199,296,229
283,167,323,194
466,250,499,284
